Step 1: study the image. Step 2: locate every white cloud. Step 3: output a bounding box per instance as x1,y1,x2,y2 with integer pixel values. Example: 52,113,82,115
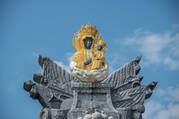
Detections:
143,87,179,119
164,57,179,70
155,104,179,119
54,61,70,72
65,52,74,64
155,87,179,102
172,24,179,29
54,52,74,72
106,53,128,73
124,28,179,70
143,100,164,119
144,102,179,119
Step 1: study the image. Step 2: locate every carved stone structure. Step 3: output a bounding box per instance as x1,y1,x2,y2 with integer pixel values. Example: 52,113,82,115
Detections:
68,83,119,119
24,24,157,119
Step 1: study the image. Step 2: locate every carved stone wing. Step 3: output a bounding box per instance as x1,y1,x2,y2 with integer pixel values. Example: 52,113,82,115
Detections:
37,55,75,93
102,56,157,117
102,56,142,90
111,82,157,109
24,55,77,109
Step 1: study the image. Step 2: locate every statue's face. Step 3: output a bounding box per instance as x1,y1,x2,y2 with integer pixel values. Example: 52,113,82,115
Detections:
84,37,93,49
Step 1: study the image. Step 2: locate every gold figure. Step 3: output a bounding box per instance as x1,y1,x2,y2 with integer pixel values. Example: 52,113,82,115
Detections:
72,24,107,71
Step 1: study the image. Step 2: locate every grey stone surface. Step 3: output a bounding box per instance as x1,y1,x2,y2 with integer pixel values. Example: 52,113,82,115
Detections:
39,108,68,119
68,82,119,119
24,55,157,119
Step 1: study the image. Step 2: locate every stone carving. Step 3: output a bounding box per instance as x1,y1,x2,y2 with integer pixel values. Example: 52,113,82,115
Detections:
24,55,74,109
24,24,157,119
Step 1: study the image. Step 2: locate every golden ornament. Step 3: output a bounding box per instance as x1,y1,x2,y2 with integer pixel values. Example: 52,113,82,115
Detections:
72,24,107,71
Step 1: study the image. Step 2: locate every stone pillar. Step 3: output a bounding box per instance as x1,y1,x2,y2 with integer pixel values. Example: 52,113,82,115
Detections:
68,82,120,119
39,108,68,119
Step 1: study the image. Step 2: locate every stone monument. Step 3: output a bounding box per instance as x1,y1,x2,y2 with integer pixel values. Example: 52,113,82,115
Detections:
24,24,157,119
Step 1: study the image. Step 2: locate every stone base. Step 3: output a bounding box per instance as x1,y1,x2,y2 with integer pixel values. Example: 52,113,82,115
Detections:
67,82,120,119
39,108,68,119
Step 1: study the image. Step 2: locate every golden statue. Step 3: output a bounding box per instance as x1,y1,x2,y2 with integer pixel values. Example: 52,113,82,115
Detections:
72,24,107,71
70,24,109,82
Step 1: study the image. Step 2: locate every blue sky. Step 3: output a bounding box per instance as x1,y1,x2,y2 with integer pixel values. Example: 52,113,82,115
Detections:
0,0,179,119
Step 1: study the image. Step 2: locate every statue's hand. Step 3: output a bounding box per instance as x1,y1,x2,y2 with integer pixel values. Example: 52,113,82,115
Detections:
97,45,103,51
84,59,92,65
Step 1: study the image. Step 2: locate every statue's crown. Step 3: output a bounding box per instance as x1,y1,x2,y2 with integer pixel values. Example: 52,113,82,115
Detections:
78,24,97,36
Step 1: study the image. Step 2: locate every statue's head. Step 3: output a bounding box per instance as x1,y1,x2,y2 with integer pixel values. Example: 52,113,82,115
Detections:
72,24,101,51
84,37,93,49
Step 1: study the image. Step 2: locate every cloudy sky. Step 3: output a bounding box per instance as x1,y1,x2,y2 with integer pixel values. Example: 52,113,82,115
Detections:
1,0,179,119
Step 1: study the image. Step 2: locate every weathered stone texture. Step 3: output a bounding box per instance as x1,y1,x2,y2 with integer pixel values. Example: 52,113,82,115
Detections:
24,55,157,119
